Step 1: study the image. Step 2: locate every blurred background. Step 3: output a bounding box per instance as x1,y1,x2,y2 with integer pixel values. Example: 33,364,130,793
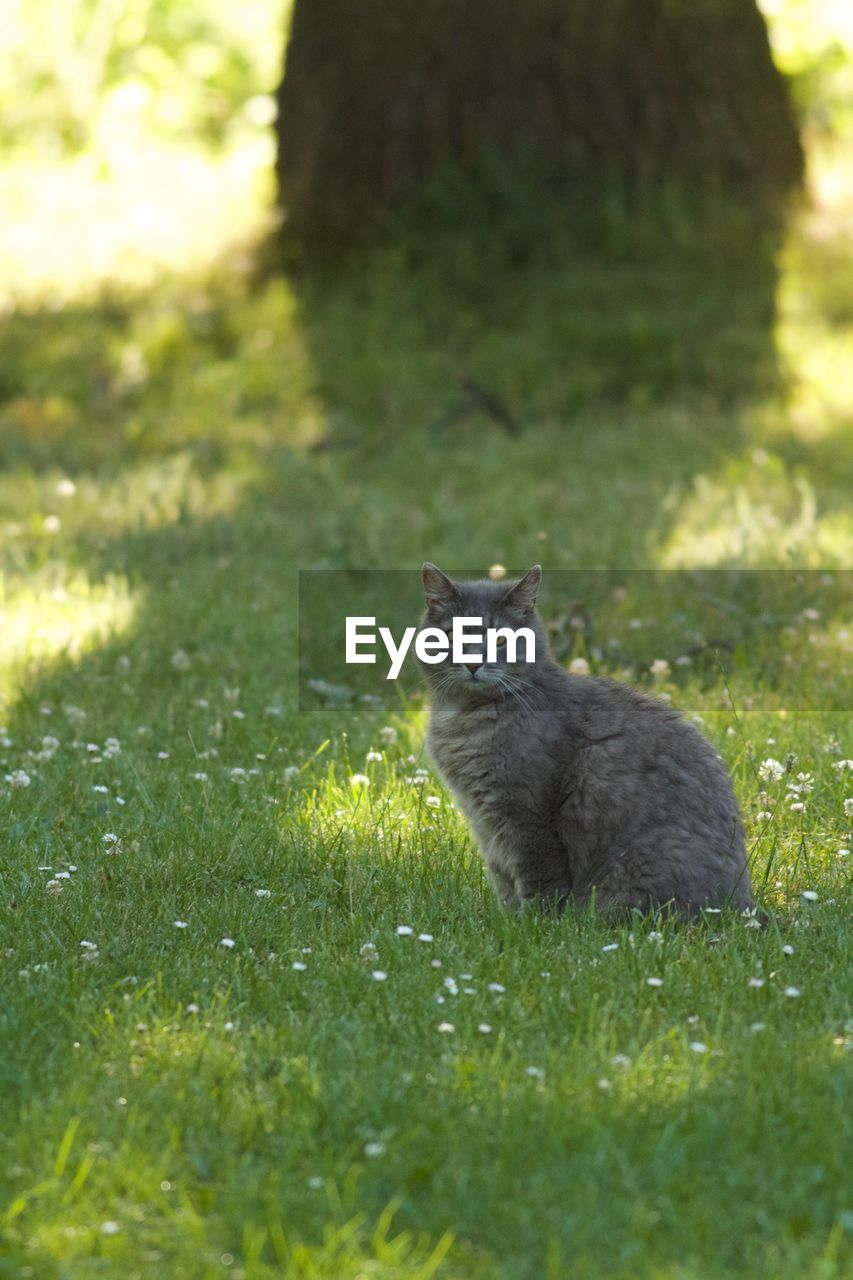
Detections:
0,0,850,697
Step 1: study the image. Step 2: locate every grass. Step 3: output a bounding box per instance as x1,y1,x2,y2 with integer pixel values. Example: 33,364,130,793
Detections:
1,74,852,1280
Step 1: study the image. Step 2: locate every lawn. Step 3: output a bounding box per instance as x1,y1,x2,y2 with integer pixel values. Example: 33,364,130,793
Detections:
1,10,852,1276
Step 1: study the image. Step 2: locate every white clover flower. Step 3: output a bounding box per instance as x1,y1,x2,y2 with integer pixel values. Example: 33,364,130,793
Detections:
782,944,794,955
431,958,442,969
417,932,434,943
186,1002,199,1014
597,1078,612,1091
193,772,209,782
171,650,191,671
801,890,818,902
255,889,272,899
230,768,247,783
832,759,853,773
478,1024,492,1034
758,758,785,782
102,833,119,844
750,1022,766,1033
526,1066,545,1079
611,1054,631,1068
283,766,301,783
569,657,590,676
783,986,801,998
365,750,383,763
379,726,398,745
602,943,619,953
395,925,413,936
174,921,188,929
443,977,459,995
844,798,853,818
487,982,506,993
46,879,63,896
100,1221,120,1236
688,1042,708,1054
645,977,663,987
364,1141,386,1157
350,774,370,787
371,970,387,981
789,801,806,813
650,659,670,680
5,770,31,788
756,811,772,822
292,961,307,972
103,738,122,759
748,977,765,988
360,942,379,963
220,937,236,949
425,796,441,808
437,1022,454,1033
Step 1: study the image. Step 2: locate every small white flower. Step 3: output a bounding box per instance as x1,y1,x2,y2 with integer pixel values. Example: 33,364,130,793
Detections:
831,759,853,772
750,1022,766,1033
837,848,849,858
57,477,76,496
689,1041,708,1054
801,890,818,902
193,772,209,782
171,650,191,671
568,657,590,676
748,977,765,989
437,1022,454,1033
597,1078,612,1091
292,961,307,972
157,751,170,760
371,970,387,982
396,925,413,936
526,1066,545,1079
46,879,63,896
44,514,61,533
307,1175,323,1189
487,982,506,993
478,1023,492,1034
444,977,459,995
379,726,398,745
174,921,188,929
844,798,853,817
100,1221,120,1236
783,986,801,998
364,1141,386,1157
5,770,31,788
186,1003,199,1014
220,937,236,949
650,659,671,680
611,1054,631,1068
758,758,785,783
283,766,301,782
360,942,379,963
255,888,272,899
789,801,806,813
350,774,370,787
417,932,434,943
645,977,663,987
230,767,247,783
756,811,772,822
425,795,441,808
92,784,109,794
101,833,119,844
431,958,442,969
601,943,619,953
782,944,794,955
365,750,382,763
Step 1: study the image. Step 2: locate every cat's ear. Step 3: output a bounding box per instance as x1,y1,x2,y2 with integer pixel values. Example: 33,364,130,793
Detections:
502,565,541,614
422,563,460,610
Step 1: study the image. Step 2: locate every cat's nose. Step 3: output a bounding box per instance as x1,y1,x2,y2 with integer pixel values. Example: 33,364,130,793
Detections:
465,661,482,675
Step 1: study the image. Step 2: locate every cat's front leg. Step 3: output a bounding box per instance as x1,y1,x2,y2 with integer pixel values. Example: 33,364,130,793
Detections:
486,860,520,907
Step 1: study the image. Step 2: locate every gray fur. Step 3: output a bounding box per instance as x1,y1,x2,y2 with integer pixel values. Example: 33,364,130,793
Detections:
419,564,754,917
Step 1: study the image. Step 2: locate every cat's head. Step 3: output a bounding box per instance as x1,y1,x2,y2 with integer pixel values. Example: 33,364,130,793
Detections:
418,563,548,699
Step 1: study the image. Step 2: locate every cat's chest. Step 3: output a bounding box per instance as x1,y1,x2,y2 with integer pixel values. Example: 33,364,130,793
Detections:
427,704,528,814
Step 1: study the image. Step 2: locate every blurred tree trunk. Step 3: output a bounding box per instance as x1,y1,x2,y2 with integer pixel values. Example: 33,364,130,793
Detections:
275,0,802,245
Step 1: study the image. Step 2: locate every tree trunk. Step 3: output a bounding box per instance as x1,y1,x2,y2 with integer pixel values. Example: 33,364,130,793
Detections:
275,0,803,245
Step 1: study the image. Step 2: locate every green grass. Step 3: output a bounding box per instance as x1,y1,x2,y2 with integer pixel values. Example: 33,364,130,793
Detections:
1,123,852,1279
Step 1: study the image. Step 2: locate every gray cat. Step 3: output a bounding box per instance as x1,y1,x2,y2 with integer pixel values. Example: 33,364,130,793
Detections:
419,563,754,917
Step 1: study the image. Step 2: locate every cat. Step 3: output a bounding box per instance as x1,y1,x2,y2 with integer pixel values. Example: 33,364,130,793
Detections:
419,563,755,917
